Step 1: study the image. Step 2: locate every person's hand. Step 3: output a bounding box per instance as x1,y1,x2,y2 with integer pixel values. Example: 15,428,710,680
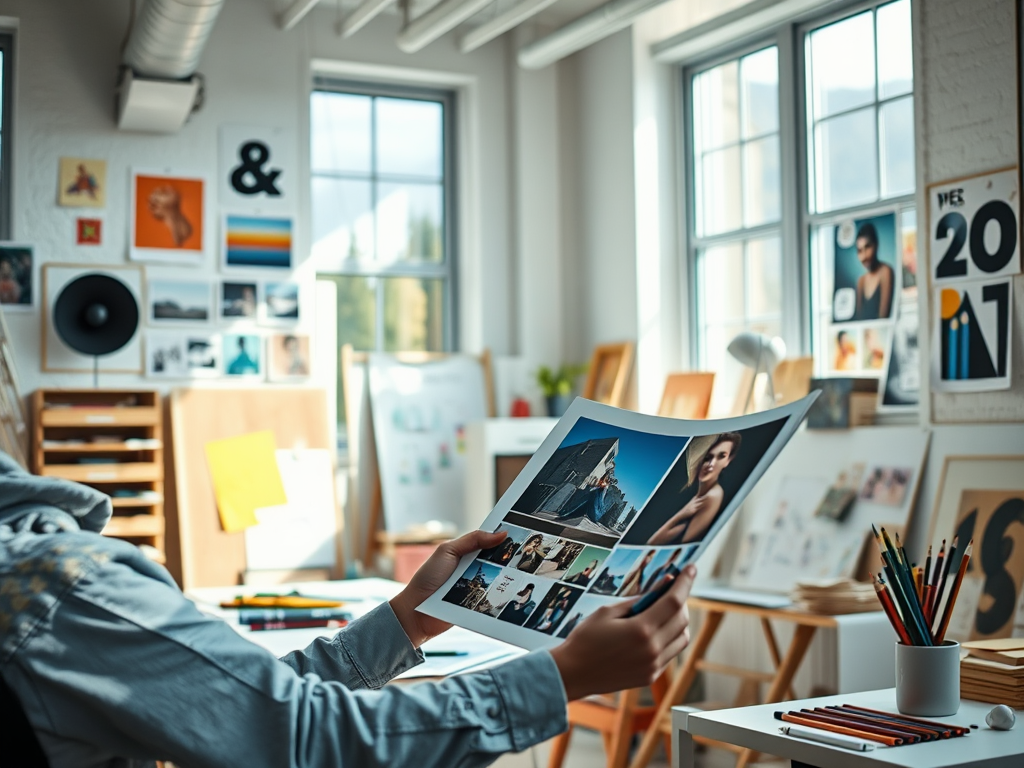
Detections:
549,565,696,701
389,529,506,648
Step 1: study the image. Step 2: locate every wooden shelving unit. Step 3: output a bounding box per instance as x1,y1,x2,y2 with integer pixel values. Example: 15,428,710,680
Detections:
31,389,165,561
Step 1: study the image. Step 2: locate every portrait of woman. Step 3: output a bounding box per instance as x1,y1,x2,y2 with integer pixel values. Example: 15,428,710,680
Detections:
834,330,859,371
647,432,742,545
641,547,684,593
853,222,895,321
617,550,656,597
495,584,537,626
563,559,599,587
511,534,546,574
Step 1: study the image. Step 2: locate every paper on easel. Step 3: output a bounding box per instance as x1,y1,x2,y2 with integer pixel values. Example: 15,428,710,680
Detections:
204,430,287,532
244,449,338,571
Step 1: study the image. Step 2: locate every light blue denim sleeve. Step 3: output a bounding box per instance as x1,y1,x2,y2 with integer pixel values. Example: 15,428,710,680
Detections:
7,546,568,768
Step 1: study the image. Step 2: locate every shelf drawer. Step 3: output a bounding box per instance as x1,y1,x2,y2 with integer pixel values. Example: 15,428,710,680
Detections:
103,516,165,538
41,407,160,427
40,463,161,482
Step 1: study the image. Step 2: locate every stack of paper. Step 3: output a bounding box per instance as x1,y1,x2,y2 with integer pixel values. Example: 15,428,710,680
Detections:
961,639,1024,707
792,578,880,614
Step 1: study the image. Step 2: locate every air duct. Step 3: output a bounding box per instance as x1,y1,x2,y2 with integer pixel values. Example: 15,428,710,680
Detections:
117,0,225,132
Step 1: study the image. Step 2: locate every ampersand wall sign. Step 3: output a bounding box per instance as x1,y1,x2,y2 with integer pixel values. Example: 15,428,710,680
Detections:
219,125,297,214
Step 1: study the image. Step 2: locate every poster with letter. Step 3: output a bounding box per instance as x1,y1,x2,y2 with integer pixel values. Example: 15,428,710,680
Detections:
219,125,296,214
832,212,898,324
932,278,1012,392
929,168,1020,284
419,394,818,651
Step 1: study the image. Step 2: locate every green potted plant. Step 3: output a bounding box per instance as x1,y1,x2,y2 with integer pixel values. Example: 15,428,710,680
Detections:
536,363,587,417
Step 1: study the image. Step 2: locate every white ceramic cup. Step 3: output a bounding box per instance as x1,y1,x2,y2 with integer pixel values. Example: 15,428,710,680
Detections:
895,641,960,717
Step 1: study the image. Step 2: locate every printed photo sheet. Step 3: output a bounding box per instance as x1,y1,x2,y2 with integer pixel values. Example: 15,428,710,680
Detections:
418,394,819,651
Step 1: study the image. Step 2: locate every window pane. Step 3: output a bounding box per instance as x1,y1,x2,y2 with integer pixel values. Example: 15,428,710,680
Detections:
741,47,779,138
375,182,444,264
814,107,878,212
877,0,913,99
319,274,377,352
694,60,740,151
808,11,875,118
311,177,374,264
310,92,371,174
698,242,745,324
746,237,782,317
879,96,915,198
700,145,742,236
743,135,781,227
376,98,443,179
384,277,444,352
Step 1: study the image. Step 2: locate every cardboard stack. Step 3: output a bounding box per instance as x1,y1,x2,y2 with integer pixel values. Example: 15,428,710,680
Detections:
961,638,1024,708
792,578,880,614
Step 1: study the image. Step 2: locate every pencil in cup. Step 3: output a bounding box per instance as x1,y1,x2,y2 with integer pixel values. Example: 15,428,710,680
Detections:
935,541,973,644
873,574,912,645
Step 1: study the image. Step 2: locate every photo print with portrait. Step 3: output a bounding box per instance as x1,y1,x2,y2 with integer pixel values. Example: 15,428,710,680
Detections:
619,546,690,597
621,418,788,547
442,559,502,611
832,212,898,323
223,333,262,377
261,281,300,325
832,327,861,372
0,244,33,310
508,532,560,574
478,524,533,567
588,547,644,596
859,466,913,508
862,325,890,372
503,417,689,548
555,595,608,639
221,281,258,320
131,171,205,263
267,333,311,381
148,279,212,324
473,569,552,622
533,539,586,581
560,545,612,588
523,583,584,635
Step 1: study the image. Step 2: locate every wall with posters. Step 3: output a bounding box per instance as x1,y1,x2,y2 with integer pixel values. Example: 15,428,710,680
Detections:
916,0,1024,422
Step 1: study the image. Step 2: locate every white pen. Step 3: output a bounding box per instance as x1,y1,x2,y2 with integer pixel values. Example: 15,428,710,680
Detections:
780,724,876,751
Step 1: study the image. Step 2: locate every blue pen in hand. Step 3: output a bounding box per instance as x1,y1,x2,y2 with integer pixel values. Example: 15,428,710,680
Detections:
627,574,676,617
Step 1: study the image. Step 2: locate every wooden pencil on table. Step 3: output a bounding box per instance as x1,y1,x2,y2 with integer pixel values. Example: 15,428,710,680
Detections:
936,540,973,644
874,574,912,645
825,706,947,740
839,704,969,736
774,712,903,746
805,708,925,743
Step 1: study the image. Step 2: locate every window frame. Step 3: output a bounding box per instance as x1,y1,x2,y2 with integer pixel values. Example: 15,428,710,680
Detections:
311,76,459,353
0,31,14,240
680,0,916,384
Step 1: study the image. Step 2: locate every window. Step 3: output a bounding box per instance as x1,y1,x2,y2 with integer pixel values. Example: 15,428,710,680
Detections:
688,46,783,413
684,0,916,412
0,32,13,239
311,81,455,359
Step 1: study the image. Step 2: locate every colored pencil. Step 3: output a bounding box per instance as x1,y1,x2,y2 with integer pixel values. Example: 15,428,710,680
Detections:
774,712,903,746
936,540,973,644
922,584,935,626
934,536,957,621
913,565,923,602
876,528,931,645
924,545,933,589
825,706,948,740
874,574,912,645
930,540,946,615
805,708,925,742
895,532,910,569
840,704,969,736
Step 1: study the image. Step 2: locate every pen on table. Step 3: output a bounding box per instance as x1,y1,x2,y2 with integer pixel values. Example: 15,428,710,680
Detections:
424,651,469,657
779,724,875,751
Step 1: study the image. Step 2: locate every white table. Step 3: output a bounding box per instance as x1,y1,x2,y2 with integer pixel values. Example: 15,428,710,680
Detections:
672,689,1024,768
186,577,522,678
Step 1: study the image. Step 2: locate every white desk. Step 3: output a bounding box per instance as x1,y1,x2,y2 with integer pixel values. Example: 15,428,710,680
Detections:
672,689,1024,768
186,577,522,678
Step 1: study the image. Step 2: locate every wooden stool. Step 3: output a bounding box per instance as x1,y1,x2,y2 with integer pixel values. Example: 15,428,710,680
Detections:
547,670,673,768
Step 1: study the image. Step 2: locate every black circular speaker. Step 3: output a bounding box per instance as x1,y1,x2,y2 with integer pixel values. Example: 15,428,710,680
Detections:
53,274,139,356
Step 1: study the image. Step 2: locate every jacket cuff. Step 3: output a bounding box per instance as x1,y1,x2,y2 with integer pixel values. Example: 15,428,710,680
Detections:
338,602,424,689
487,650,569,751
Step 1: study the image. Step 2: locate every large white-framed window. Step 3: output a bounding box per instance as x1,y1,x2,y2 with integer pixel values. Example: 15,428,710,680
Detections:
683,0,916,413
312,79,456,357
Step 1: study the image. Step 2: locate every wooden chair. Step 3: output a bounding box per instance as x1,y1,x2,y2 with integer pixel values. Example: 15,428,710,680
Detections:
547,669,673,768
657,372,715,420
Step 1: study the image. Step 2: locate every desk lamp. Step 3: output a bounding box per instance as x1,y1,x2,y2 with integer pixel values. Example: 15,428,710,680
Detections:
727,331,786,414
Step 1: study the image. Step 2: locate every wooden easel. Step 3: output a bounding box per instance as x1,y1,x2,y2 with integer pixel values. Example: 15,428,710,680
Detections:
628,597,842,768
340,346,496,570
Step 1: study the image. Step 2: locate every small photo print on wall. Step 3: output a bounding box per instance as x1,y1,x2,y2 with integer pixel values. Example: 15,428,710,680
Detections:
186,334,221,377
223,333,262,377
131,170,206,264
0,244,33,310
832,212,897,323
267,333,310,381
220,281,258,321
223,214,293,269
261,281,299,325
146,332,188,378
58,158,106,208
148,279,212,324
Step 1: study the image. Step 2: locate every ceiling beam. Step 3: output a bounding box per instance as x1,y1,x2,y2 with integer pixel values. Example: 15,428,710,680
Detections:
338,0,396,37
397,0,496,53
278,0,322,31
459,0,561,53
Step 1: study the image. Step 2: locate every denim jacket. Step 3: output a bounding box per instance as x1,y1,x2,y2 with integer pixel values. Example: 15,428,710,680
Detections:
0,454,568,767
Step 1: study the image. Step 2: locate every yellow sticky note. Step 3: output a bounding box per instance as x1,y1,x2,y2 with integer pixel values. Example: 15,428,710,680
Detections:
204,431,287,533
